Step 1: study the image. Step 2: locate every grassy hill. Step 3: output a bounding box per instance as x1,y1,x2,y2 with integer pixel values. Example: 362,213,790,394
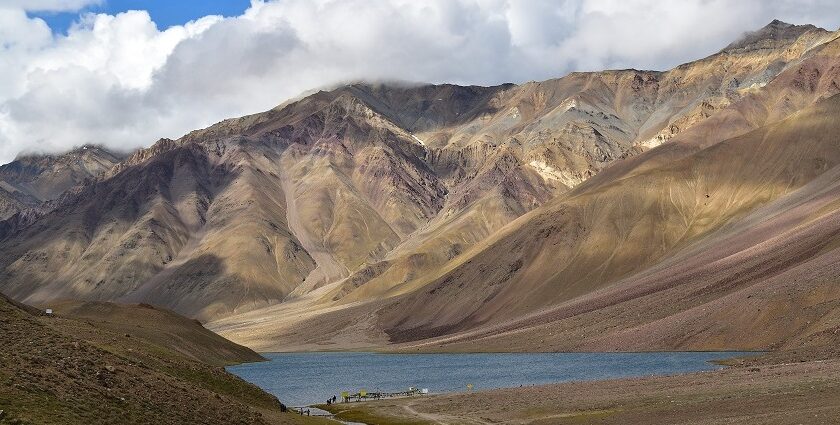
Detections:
0,293,331,425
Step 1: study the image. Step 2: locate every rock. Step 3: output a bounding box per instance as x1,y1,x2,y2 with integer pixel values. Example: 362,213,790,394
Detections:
105,365,116,372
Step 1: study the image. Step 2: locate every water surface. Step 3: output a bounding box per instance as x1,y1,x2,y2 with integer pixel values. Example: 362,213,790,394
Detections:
227,351,755,407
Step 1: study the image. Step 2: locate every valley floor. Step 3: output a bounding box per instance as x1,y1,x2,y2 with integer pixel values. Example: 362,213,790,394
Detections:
320,350,840,425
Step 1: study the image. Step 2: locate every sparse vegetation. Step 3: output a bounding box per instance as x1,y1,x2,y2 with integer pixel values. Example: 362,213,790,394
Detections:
318,404,434,425
0,295,324,425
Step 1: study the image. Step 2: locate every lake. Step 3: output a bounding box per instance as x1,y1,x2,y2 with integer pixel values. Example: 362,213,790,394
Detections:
227,351,756,407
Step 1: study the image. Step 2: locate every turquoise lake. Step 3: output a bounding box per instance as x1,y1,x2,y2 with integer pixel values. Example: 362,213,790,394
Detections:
227,351,756,407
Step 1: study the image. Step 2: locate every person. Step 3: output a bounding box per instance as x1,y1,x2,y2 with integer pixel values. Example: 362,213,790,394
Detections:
326,398,331,405
332,395,337,404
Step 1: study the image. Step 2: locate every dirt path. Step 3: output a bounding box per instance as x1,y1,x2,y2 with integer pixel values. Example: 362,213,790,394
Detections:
401,402,493,425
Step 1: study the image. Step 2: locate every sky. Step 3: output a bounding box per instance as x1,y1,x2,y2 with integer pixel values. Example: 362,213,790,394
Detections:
30,0,251,33
1,0,840,164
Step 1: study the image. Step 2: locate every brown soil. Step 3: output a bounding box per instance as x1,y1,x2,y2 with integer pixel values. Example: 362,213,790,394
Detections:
0,294,331,425
49,300,264,366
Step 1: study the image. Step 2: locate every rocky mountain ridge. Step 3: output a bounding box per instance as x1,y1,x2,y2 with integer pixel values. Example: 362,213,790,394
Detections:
0,145,125,220
1,21,839,355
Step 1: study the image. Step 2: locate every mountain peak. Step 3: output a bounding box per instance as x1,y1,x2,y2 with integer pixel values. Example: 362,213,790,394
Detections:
1,144,124,204
69,144,107,155
722,20,822,53
12,144,121,164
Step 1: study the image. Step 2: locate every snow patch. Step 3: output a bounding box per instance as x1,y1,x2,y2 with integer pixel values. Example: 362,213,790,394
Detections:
410,134,426,147
561,98,578,111
636,135,668,149
528,160,584,188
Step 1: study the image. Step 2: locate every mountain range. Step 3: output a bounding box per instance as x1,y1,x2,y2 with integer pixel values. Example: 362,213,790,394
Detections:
1,20,839,354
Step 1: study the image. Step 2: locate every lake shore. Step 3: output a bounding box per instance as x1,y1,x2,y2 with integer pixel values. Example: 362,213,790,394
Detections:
317,348,840,424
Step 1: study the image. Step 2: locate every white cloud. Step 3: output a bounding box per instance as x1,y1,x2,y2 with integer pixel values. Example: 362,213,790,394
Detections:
1,0,840,164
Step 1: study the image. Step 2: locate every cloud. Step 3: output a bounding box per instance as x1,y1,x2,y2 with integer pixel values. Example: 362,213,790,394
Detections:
1,0,840,164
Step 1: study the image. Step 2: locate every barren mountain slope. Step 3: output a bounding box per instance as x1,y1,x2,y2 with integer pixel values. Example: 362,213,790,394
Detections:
0,145,123,208
219,20,839,317
0,140,321,320
394,96,840,352
372,34,840,344
0,146,124,222
209,91,840,351
0,188,37,221
1,22,837,349
206,23,840,350
0,91,459,319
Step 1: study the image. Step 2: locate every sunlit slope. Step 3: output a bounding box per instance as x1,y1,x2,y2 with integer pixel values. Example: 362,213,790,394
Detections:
51,300,265,366
402,163,840,352
306,21,840,306
384,93,840,350
208,25,840,350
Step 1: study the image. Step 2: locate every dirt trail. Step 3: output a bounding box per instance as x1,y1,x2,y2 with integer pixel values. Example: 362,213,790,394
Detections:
401,402,492,425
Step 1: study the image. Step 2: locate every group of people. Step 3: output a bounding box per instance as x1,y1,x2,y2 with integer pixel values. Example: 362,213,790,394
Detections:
325,395,338,405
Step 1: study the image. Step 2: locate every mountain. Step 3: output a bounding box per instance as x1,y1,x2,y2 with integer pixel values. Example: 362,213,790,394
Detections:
0,188,37,222
723,19,820,52
0,145,124,220
382,93,840,351
209,21,840,351
1,21,839,356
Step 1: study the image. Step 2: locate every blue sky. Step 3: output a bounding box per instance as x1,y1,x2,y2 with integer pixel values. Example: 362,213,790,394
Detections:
31,0,252,33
